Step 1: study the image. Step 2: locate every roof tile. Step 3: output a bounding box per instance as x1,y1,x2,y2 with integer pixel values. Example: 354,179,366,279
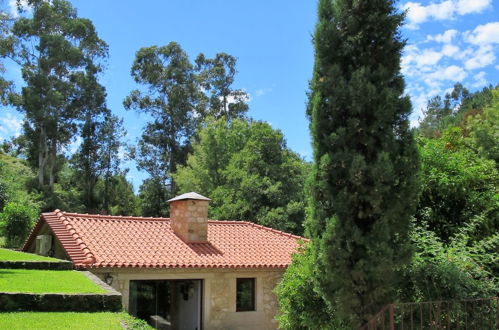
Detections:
23,211,306,269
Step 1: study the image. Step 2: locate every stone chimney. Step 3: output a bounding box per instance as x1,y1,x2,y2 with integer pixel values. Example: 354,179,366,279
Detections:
168,192,211,243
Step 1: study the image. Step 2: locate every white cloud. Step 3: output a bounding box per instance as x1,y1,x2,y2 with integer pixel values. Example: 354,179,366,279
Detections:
427,29,458,43
0,113,23,139
255,88,272,97
417,49,444,66
403,1,453,29
464,22,499,45
457,0,491,15
452,46,474,60
402,0,492,29
402,45,459,75
441,44,459,57
428,65,468,82
471,71,487,87
8,0,31,18
464,45,496,70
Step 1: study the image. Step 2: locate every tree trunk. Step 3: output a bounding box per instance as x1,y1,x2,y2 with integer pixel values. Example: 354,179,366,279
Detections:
38,126,48,187
48,139,56,189
103,147,112,213
169,146,176,196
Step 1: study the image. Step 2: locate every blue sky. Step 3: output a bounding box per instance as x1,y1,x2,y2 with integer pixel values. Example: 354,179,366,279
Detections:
1,0,498,191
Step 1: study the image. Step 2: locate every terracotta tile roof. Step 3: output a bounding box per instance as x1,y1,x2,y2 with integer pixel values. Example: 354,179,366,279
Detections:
23,210,306,269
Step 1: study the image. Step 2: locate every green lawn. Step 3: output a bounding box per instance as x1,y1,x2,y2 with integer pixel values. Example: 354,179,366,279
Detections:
0,312,152,329
0,248,61,262
0,269,106,294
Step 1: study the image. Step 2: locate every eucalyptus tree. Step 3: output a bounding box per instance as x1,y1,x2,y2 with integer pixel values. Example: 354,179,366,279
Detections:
124,42,202,201
10,0,108,189
98,115,127,214
0,7,16,105
195,53,248,121
70,65,109,211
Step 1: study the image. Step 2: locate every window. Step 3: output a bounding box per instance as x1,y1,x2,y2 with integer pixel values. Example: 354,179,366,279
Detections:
236,278,255,311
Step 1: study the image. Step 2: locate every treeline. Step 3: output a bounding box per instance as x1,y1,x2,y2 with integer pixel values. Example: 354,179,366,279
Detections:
0,0,308,247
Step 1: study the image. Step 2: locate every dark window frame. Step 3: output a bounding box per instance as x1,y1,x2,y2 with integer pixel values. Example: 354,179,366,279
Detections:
236,277,256,312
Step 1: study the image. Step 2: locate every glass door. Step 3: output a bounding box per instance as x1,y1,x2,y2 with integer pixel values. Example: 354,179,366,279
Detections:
129,279,202,330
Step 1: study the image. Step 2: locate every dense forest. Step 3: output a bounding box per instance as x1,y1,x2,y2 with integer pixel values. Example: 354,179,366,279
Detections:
0,1,497,327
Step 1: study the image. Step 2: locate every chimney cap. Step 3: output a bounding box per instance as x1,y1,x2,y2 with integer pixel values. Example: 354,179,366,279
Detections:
167,192,211,203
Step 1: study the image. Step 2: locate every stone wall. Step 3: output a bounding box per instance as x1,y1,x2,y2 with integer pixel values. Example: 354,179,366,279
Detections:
170,199,209,243
0,260,73,270
91,267,285,330
0,271,121,312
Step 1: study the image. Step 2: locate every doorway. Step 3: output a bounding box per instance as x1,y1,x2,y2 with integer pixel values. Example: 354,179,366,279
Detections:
129,279,202,330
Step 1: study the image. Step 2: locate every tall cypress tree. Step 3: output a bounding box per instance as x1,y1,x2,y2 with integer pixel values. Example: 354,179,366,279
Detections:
307,0,419,326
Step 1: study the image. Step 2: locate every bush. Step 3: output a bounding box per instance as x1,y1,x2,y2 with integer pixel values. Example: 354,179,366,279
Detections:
275,243,343,329
417,134,498,241
397,220,498,303
0,202,37,248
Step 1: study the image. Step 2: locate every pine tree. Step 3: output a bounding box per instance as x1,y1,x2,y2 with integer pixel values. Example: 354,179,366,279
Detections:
307,0,419,326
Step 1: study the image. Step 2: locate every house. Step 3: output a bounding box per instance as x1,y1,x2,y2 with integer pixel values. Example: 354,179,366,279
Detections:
22,192,305,330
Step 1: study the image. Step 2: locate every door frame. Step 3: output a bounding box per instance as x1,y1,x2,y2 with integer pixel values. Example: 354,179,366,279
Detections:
128,278,204,330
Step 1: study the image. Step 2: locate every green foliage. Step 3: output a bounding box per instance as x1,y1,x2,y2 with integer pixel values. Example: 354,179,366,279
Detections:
0,181,7,212
71,115,126,213
275,244,342,329
0,154,40,246
465,88,499,165
0,8,16,105
122,313,154,329
96,174,140,216
195,52,249,121
0,153,39,206
417,84,497,139
10,0,108,189
418,83,470,138
174,118,307,234
138,177,169,217
124,42,201,198
306,0,419,326
398,219,498,302
417,132,498,241
0,202,37,248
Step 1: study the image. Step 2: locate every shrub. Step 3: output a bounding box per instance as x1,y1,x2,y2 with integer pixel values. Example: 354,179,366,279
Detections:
275,243,343,329
398,219,498,303
0,202,37,248
417,134,498,241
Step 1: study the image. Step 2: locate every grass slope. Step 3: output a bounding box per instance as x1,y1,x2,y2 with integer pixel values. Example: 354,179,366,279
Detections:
0,312,152,329
0,248,60,262
0,269,106,294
